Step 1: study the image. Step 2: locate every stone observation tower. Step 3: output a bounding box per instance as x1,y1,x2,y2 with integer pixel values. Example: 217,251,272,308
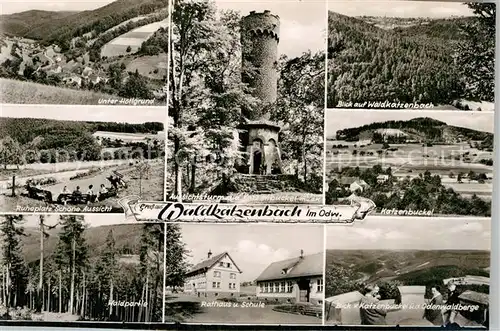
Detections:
240,10,283,175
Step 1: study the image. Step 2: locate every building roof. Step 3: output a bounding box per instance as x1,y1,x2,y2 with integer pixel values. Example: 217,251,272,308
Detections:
186,252,242,276
255,252,323,282
339,177,359,185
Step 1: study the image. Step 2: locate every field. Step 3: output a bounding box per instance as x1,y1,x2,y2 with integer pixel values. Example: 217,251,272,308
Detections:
93,130,165,143
0,78,116,104
326,139,494,200
126,54,167,80
100,19,168,58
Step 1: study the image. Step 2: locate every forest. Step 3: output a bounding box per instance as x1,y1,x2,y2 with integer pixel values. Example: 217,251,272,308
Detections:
0,215,189,322
334,117,493,144
326,166,492,216
167,0,324,199
0,118,164,166
327,3,496,108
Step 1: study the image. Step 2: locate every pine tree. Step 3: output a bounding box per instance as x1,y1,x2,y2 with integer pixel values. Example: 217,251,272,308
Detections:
53,215,87,314
0,215,28,308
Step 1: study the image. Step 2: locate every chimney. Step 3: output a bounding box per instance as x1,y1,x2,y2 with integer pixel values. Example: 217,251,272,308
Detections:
207,250,212,259
300,249,304,258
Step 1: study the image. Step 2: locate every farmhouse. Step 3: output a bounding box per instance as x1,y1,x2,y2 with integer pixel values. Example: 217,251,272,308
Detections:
377,174,389,183
183,250,242,298
339,177,370,192
255,250,323,305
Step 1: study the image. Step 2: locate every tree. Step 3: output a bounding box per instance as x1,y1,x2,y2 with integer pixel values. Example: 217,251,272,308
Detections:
53,215,87,314
37,215,58,312
455,3,496,102
100,230,117,317
0,215,28,308
325,263,360,298
126,46,132,53
0,136,23,170
273,52,325,189
165,224,189,288
119,71,154,99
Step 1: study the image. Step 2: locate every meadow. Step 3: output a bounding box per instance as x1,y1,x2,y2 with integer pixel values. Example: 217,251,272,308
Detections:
126,54,167,80
0,78,116,104
100,19,168,57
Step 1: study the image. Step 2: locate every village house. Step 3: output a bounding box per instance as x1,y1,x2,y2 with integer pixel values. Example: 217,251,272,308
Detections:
255,250,323,305
377,174,390,183
183,250,242,298
339,177,370,192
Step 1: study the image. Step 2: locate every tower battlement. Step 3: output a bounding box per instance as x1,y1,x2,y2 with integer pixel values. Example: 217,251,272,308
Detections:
241,10,280,41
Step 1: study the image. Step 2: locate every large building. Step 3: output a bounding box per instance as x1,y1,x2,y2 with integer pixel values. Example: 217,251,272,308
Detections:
255,251,323,305
183,250,242,298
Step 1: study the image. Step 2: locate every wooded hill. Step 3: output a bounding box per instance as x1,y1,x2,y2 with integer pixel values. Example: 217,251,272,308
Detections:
22,224,143,264
0,0,167,45
0,117,164,145
325,249,490,298
334,117,493,144
327,3,496,108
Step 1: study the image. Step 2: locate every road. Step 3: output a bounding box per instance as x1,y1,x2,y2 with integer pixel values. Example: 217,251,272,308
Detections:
166,295,321,325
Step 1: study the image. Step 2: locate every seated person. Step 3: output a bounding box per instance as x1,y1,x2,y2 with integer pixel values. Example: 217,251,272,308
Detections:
98,184,108,200
61,186,70,195
86,185,96,203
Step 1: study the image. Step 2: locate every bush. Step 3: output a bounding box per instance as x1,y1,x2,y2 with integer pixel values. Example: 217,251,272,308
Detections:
70,168,101,180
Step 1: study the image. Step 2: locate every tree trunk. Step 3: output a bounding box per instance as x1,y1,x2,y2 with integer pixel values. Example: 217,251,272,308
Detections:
58,270,62,313
39,220,44,312
109,280,114,317
81,272,85,318
47,282,51,312
69,238,76,314
190,157,196,193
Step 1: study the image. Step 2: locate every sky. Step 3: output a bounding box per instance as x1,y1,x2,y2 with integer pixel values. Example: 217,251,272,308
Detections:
0,0,326,58
0,0,116,14
325,110,495,137
0,105,166,124
215,0,326,57
328,0,475,18
326,217,491,251
179,223,324,282
20,214,137,228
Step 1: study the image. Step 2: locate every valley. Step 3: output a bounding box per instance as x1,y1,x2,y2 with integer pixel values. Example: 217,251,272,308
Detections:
0,0,168,104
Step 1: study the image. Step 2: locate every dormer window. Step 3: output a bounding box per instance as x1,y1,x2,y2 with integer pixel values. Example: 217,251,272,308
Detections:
281,268,288,275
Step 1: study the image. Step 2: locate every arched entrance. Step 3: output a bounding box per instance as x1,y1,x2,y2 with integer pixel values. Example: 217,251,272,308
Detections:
250,139,264,174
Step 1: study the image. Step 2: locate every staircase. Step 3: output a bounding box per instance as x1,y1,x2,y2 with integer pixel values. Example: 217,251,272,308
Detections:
230,174,302,194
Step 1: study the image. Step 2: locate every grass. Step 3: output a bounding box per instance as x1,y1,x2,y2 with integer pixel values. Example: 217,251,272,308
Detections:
126,54,167,80
117,160,165,201
0,78,117,105
101,20,167,58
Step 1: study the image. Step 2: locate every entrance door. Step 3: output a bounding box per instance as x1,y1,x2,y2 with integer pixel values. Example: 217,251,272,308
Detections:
297,279,310,302
253,150,262,174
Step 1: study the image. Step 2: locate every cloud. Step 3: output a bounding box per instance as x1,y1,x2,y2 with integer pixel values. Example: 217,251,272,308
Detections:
234,240,291,265
351,228,383,241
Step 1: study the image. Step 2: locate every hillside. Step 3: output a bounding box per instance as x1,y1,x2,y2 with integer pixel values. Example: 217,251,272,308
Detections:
326,249,490,285
334,117,493,143
0,0,167,43
0,117,164,145
0,78,153,105
21,224,144,263
327,7,495,108
0,10,77,37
